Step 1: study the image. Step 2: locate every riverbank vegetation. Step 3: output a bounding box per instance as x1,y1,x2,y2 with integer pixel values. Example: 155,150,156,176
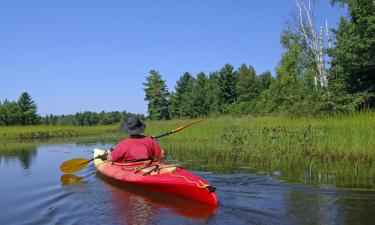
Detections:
152,113,375,164
0,125,121,140
153,113,375,187
2,113,374,165
1,112,374,187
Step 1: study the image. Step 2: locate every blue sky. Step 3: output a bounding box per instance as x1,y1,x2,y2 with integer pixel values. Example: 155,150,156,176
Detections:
0,0,345,116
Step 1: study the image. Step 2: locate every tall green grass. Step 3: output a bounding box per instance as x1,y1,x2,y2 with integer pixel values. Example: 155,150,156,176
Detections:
1,113,375,187
148,113,374,164
2,113,374,164
146,113,375,187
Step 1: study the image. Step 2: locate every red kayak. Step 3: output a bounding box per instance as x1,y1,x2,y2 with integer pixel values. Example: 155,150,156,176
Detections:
93,148,218,206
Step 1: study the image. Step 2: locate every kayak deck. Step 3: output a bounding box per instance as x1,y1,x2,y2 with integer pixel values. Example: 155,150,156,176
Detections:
93,148,218,206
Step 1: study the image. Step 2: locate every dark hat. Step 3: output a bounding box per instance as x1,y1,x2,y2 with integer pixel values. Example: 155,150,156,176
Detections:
122,117,146,135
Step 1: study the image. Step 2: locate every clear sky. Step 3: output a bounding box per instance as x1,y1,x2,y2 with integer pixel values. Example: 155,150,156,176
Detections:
0,0,345,116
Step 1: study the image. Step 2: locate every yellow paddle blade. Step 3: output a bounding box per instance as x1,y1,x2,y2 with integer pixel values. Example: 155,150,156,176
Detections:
60,158,89,173
60,174,84,187
172,118,208,133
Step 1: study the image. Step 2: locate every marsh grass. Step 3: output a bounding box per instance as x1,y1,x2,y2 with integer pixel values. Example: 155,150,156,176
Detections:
153,113,375,164
149,113,375,187
1,113,375,187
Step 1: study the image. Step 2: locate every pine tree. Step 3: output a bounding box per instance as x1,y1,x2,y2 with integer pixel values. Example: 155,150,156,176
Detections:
236,64,259,103
258,71,273,92
231,64,260,114
190,72,209,117
169,72,195,118
17,92,39,125
205,72,221,115
218,64,237,113
143,70,170,120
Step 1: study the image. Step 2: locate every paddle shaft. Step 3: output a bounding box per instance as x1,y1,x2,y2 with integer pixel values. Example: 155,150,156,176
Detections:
153,118,208,139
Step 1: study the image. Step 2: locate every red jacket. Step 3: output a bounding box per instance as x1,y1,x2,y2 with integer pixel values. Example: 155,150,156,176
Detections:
110,135,162,162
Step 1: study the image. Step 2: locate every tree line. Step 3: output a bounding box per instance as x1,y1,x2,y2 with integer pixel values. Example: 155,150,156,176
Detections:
143,0,375,120
0,92,144,126
41,111,144,126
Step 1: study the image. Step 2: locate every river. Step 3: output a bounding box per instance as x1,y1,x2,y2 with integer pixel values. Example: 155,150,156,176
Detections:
1,140,375,225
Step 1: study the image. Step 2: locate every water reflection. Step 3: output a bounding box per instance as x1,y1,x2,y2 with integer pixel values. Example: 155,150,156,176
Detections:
2,140,375,224
97,174,217,224
60,174,84,187
0,141,37,169
173,156,375,189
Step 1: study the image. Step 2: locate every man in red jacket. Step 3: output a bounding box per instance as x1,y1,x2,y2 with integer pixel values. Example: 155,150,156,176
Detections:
108,117,165,162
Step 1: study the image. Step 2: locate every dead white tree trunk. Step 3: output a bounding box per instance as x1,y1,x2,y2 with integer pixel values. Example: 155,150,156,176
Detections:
293,0,330,87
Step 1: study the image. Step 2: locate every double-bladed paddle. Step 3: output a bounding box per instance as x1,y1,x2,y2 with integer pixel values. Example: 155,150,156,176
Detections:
60,118,208,173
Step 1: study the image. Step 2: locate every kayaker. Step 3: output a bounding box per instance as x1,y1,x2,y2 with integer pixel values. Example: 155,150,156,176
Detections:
107,117,165,163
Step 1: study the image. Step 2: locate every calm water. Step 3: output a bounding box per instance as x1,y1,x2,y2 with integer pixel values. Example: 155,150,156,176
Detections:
1,141,375,225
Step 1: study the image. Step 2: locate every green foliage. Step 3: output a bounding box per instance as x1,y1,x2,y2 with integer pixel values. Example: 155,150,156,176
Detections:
205,72,221,115
169,72,195,119
41,111,144,126
190,72,209,117
258,71,273,92
236,64,259,103
218,64,237,109
18,92,40,125
0,92,143,126
261,30,308,115
0,100,21,125
143,70,170,120
0,92,40,125
329,0,375,106
141,1,375,119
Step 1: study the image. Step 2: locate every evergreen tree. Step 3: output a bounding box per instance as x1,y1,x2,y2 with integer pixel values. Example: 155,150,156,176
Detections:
17,92,39,125
169,72,195,119
190,72,209,117
143,70,170,120
231,64,259,114
258,71,273,92
205,72,221,115
236,64,259,103
218,64,237,113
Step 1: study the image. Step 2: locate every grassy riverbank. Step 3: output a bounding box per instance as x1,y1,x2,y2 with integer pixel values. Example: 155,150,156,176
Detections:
0,113,375,164
1,112,375,187
152,112,375,164
0,125,121,140
2,113,375,164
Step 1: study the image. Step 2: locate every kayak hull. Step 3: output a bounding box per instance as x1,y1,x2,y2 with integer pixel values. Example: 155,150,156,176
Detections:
93,148,218,206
